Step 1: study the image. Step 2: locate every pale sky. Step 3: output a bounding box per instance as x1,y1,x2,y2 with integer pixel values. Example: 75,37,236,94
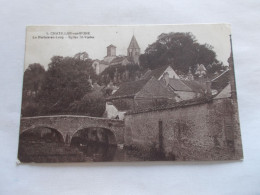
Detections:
24,24,232,70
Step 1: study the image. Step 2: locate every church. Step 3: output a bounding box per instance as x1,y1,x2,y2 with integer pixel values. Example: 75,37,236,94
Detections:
92,35,141,75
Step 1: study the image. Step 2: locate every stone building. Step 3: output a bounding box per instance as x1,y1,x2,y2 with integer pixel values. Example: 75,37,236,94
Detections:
124,97,243,161
166,77,197,100
104,65,208,119
104,101,128,120
127,35,141,65
92,35,141,75
142,65,206,101
106,44,116,57
142,65,180,80
92,60,109,75
123,44,243,161
105,77,178,119
124,66,241,160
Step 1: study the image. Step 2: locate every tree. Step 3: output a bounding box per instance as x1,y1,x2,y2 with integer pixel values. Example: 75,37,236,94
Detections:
23,63,45,94
21,63,45,116
139,32,224,75
67,90,106,117
37,56,95,115
74,52,89,61
100,64,141,85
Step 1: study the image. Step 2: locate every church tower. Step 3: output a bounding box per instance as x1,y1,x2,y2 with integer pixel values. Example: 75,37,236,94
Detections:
107,44,116,56
103,44,117,64
127,35,140,65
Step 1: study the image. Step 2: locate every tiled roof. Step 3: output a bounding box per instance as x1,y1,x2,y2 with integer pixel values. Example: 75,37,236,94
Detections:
181,80,206,93
128,36,140,49
99,60,110,65
142,65,170,80
211,70,230,92
110,56,128,65
213,84,231,99
126,96,213,115
168,78,193,92
110,100,130,111
141,77,178,99
109,78,150,99
107,44,116,48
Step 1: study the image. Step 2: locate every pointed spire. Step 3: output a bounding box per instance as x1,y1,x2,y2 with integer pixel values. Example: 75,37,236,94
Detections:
128,35,140,49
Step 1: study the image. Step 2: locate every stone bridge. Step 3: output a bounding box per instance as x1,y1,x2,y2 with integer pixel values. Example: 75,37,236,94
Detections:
19,115,125,145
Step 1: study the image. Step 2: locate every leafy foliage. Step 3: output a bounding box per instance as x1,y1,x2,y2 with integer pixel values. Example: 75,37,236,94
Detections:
21,55,103,116
99,64,141,85
23,63,45,93
67,90,106,117
22,63,46,116
37,56,94,114
139,32,224,75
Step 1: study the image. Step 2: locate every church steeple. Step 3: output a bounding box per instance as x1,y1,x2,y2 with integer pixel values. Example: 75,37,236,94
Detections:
127,35,140,65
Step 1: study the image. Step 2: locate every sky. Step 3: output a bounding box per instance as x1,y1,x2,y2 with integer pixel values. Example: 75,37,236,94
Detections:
24,24,232,70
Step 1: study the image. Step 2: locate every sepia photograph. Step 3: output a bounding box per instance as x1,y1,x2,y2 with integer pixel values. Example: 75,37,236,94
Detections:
17,24,243,163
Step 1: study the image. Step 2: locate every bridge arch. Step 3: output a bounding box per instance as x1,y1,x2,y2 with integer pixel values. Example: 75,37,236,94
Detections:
19,115,125,145
71,127,117,146
20,126,65,143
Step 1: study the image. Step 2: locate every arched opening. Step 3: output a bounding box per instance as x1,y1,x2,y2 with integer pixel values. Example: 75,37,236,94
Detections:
70,127,117,161
71,127,116,146
18,127,65,163
20,126,64,143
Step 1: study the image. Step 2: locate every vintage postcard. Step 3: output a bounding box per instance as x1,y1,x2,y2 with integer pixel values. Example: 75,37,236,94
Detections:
18,24,243,163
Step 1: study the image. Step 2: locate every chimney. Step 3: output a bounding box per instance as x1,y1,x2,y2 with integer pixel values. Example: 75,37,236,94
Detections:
206,81,212,97
163,72,170,86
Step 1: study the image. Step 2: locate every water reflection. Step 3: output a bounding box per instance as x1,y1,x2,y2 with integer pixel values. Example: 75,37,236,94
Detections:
18,141,141,162
76,143,117,162
18,127,142,162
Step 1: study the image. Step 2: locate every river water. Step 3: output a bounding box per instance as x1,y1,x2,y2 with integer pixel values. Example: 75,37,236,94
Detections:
18,127,161,163
18,141,143,163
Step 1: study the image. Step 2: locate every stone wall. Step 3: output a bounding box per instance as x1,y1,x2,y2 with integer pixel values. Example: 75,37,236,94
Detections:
124,98,243,160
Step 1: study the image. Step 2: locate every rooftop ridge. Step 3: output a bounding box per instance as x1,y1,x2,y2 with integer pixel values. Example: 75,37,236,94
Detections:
211,69,229,82
126,96,215,115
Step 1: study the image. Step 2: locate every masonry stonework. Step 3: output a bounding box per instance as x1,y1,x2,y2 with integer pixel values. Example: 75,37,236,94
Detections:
20,115,125,145
124,98,243,160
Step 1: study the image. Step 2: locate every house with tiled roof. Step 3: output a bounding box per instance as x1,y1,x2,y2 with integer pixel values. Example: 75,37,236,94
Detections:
181,79,207,97
142,65,206,100
166,78,196,100
142,65,180,80
105,77,178,119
